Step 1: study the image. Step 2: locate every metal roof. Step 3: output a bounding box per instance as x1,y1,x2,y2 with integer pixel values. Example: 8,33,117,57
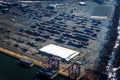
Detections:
39,44,80,61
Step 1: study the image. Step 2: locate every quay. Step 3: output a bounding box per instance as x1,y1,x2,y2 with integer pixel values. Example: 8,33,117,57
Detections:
0,0,116,80
0,47,84,80
0,47,43,67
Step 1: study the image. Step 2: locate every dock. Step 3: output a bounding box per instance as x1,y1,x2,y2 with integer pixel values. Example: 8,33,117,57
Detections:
0,47,85,80
0,0,115,80
0,47,43,67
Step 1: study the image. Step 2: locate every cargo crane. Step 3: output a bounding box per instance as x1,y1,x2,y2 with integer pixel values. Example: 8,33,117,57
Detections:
63,62,81,80
42,56,60,70
37,56,60,79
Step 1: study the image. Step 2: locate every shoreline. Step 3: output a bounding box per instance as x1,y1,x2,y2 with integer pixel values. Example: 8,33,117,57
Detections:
0,0,117,80
0,47,43,68
0,47,83,80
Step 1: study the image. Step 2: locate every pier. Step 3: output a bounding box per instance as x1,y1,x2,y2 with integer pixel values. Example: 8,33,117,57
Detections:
0,47,85,80
0,47,43,67
0,0,116,80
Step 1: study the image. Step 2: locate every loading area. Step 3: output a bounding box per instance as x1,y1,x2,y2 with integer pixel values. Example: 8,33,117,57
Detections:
0,0,116,80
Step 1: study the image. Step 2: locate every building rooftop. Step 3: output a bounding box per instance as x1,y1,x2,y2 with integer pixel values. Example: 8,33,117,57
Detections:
39,44,80,61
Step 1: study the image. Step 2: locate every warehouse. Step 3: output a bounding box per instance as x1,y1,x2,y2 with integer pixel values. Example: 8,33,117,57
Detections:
39,44,80,62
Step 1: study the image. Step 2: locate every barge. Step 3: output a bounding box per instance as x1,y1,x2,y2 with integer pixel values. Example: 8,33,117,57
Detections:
18,59,34,67
37,68,57,80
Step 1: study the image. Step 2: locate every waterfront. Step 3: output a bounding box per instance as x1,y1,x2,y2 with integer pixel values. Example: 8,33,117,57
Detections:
0,52,68,80
0,0,117,80
0,52,41,80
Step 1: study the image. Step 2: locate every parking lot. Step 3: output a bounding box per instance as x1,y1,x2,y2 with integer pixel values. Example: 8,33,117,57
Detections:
0,0,115,69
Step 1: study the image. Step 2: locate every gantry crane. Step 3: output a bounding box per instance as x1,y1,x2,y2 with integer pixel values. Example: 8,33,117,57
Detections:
63,62,81,80
42,56,60,70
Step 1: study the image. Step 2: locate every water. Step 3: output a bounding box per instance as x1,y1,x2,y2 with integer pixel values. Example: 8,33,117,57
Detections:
0,52,42,80
0,52,68,80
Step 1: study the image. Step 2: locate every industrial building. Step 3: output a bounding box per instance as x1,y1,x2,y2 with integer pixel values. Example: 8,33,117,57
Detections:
39,44,80,62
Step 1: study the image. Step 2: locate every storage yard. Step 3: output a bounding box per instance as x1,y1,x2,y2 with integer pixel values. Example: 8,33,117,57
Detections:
0,0,119,80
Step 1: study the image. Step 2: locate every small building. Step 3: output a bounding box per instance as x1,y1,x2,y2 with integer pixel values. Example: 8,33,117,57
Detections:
20,4,28,8
39,44,80,62
46,4,56,10
78,2,86,6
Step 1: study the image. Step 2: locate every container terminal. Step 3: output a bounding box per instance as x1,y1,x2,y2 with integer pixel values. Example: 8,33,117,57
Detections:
0,0,120,80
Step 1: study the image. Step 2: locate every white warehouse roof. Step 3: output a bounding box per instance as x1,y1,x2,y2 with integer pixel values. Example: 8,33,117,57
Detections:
39,44,80,61
78,2,86,5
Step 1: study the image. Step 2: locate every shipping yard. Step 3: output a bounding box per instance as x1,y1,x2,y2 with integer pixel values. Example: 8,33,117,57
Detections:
0,0,120,80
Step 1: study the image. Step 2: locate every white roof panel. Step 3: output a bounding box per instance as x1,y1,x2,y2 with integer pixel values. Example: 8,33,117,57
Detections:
39,44,79,61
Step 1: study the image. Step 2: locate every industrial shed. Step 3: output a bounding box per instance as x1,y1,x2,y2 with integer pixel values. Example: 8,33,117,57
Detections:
39,44,80,61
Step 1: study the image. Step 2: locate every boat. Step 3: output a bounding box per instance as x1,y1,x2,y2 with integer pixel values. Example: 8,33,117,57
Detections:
37,68,57,80
18,59,34,68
